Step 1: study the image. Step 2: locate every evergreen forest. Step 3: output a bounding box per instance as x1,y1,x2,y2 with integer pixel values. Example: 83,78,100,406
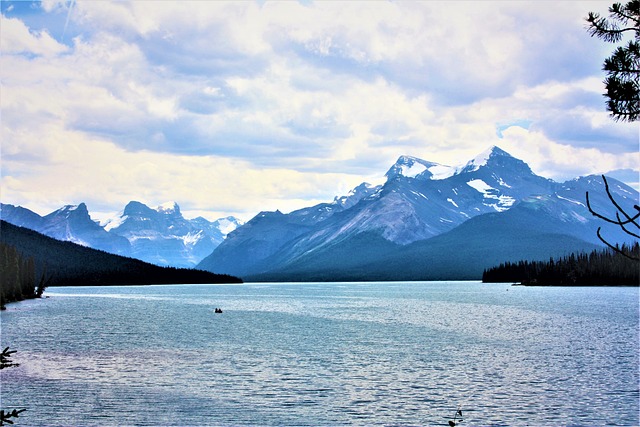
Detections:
0,220,241,308
1,242,47,308
482,243,639,286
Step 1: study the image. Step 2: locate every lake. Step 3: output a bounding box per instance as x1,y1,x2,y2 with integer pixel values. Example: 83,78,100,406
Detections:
1,281,638,426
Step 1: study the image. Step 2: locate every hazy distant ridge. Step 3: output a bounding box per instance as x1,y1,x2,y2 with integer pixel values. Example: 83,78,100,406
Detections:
0,201,243,268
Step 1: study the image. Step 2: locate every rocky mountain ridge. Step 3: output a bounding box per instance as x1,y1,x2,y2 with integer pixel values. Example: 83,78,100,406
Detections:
0,201,243,268
197,146,638,280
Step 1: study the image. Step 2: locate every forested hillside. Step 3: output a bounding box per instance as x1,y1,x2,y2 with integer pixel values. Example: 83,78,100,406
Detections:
0,221,241,306
482,243,639,286
1,242,46,308
247,200,602,282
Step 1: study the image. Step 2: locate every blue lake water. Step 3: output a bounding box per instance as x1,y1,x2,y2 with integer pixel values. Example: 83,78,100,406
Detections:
1,281,638,426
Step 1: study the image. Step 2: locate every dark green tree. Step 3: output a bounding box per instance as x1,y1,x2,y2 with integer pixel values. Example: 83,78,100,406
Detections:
483,243,639,285
586,1,639,122
0,243,41,308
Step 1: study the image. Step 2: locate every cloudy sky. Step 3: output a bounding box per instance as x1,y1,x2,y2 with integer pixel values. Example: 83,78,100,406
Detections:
1,1,638,222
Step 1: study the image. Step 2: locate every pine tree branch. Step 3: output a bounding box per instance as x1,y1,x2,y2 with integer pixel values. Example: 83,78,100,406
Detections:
586,14,625,43
604,68,640,73
608,109,640,121
586,0,640,42
610,4,640,25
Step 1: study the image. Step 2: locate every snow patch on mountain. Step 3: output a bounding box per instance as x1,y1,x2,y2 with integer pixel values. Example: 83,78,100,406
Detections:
465,146,494,171
182,230,204,246
466,179,515,211
401,161,428,178
102,213,127,231
614,184,635,196
410,190,428,200
214,217,244,237
467,179,494,193
556,194,586,207
496,177,512,188
428,164,458,180
494,196,516,211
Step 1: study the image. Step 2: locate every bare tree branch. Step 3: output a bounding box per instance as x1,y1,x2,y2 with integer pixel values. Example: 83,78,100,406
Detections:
586,191,640,225
616,211,640,238
597,227,640,260
602,175,640,225
586,174,640,260
586,175,640,225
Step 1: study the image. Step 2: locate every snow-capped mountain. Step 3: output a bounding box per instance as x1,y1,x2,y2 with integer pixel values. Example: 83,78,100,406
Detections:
0,201,243,268
102,201,243,267
324,146,556,245
197,146,638,279
1,202,131,255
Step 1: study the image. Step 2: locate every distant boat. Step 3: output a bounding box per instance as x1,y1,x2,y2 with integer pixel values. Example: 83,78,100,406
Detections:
214,308,223,313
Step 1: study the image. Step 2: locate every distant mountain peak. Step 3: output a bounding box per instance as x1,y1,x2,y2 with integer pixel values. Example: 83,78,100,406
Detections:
47,202,89,218
458,146,530,176
122,201,155,216
63,203,85,212
463,145,511,170
386,147,518,182
3,200,245,268
333,182,380,209
212,216,244,237
157,201,180,215
386,155,453,181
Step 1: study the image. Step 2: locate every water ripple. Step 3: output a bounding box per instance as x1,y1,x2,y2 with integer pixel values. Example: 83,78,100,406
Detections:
1,282,638,426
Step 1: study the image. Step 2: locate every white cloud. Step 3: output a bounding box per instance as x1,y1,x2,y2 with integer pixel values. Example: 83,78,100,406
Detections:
0,16,68,56
1,0,637,220
498,126,639,182
1,121,365,221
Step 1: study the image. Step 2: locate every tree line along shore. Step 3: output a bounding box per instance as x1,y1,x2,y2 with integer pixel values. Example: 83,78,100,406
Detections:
0,221,241,308
3,218,638,310
483,243,639,286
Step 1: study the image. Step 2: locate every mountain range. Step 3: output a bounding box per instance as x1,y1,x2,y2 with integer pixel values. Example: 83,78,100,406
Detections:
0,201,243,268
197,146,638,281
2,146,637,281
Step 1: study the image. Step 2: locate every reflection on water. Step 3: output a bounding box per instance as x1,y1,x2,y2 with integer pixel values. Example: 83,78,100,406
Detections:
1,282,638,426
